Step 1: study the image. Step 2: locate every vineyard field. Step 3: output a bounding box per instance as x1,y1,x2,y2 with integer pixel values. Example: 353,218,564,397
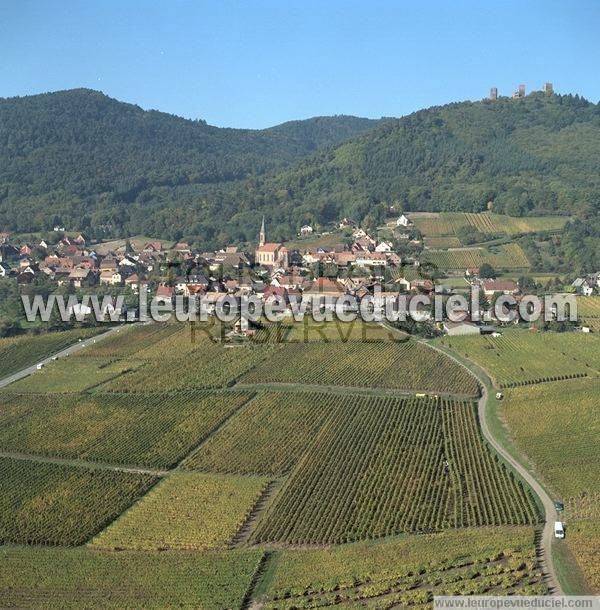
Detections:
104,342,273,391
91,472,269,551
0,457,157,545
502,378,600,498
185,391,338,475
423,243,530,271
578,296,600,331
251,397,537,544
7,357,143,393
439,331,600,387
241,340,480,397
76,323,180,358
256,526,543,605
0,328,101,379
0,390,253,469
0,546,263,609
412,212,567,240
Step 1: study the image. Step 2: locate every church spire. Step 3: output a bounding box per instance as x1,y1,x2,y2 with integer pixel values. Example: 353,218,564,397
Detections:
259,215,266,247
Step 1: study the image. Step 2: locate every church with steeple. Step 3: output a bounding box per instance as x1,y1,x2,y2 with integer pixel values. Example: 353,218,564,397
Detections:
254,216,289,269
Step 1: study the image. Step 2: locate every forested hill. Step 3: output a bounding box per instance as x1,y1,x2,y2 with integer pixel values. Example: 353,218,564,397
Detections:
235,92,600,234
0,88,384,232
1,89,599,248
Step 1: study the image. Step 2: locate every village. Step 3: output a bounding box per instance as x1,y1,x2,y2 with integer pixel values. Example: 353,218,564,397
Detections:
0,212,598,337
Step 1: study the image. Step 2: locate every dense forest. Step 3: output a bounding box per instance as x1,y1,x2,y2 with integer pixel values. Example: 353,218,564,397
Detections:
0,89,599,255
0,89,385,237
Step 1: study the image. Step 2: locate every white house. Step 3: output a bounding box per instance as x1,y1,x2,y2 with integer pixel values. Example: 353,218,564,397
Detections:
572,278,594,296
375,241,393,253
396,214,412,227
300,225,314,236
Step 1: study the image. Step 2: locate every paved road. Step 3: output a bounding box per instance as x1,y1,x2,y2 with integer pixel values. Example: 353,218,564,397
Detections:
425,340,563,595
0,325,124,390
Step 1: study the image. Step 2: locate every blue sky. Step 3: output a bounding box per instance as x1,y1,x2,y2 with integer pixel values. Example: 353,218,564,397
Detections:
1,1,599,128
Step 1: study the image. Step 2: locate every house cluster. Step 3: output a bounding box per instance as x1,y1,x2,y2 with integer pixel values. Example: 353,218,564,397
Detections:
572,273,600,296
0,233,162,291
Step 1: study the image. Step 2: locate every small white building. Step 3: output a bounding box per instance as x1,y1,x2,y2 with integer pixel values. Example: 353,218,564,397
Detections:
375,241,393,253
300,225,314,236
396,214,412,227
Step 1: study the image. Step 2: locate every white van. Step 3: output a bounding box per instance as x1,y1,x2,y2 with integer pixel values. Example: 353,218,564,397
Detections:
554,521,565,539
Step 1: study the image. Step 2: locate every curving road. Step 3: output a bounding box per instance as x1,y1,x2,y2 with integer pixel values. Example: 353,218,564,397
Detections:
424,339,563,595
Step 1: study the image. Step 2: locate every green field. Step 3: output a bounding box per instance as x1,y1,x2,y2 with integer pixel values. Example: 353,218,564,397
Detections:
0,546,263,609
92,472,268,551
0,390,253,468
0,328,100,379
423,243,530,271
252,397,538,544
439,331,600,387
185,391,338,475
0,457,157,546
256,526,544,606
241,340,480,396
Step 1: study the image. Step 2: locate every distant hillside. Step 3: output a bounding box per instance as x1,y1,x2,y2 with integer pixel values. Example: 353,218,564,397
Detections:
1,89,599,254
0,88,385,234
235,92,600,232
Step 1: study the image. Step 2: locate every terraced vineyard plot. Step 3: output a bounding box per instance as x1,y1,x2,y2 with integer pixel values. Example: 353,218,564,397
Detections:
251,397,537,544
7,357,143,393
76,323,180,358
241,340,479,396
0,390,253,468
0,327,100,379
0,457,157,545
91,472,269,550
185,391,342,475
423,243,530,271
0,546,263,609
440,332,600,387
413,212,567,239
256,526,543,604
424,236,462,249
501,378,600,498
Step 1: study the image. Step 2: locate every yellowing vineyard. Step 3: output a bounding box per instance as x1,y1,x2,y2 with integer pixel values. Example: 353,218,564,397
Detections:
0,457,157,546
0,546,263,609
423,243,530,271
502,378,600,498
257,526,544,605
0,390,254,468
241,340,480,396
440,331,600,387
251,397,538,544
91,472,269,551
413,212,567,240
185,391,339,475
